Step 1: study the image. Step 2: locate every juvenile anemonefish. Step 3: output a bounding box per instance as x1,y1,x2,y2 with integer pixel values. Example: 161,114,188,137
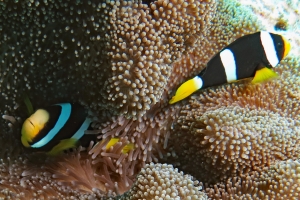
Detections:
169,31,291,104
21,103,134,155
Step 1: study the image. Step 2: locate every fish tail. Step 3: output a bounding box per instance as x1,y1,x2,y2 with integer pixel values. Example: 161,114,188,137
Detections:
122,143,135,154
104,137,135,154
105,138,120,150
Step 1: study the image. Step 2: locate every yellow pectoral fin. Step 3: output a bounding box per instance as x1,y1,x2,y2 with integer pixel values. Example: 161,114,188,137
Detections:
251,67,279,84
47,138,78,156
169,78,201,104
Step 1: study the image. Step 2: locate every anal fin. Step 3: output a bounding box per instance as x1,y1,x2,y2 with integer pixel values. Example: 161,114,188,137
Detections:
251,67,279,84
47,138,78,156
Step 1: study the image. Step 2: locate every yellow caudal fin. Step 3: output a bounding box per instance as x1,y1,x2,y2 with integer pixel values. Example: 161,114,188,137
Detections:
169,77,203,104
282,36,291,58
104,138,135,154
122,143,135,154
47,138,78,156
251,67,279,84
105,138,119,150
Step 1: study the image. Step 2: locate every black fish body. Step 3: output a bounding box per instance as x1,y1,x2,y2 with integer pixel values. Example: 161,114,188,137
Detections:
169,31,290,104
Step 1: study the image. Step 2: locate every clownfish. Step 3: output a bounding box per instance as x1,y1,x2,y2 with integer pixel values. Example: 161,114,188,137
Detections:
169,31,291,104
21,103,134,155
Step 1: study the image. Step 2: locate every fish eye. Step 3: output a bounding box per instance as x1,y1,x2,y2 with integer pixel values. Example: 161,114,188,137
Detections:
277,42,283,48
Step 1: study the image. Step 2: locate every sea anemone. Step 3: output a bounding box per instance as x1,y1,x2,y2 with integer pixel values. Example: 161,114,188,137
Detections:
0,0,299,199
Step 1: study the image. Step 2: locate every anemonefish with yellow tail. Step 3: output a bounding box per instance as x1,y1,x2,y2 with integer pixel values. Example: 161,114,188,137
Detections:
21,103,134,155
169,31,291,104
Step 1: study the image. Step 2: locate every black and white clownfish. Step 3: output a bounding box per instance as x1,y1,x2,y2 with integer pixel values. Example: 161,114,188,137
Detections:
169,31,291,104
21,103,134,155
21,103,93,155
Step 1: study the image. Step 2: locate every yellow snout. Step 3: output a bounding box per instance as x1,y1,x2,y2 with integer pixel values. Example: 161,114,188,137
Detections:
21,109,49,147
